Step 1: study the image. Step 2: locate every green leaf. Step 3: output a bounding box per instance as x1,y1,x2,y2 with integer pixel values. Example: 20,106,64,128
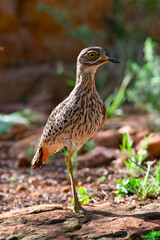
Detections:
7,176,15,182
105,73,132,118
144,229,160,240
78,187,86,195
66,80,76,87
99,175,106,183
72,187,94,205
84,140,96,152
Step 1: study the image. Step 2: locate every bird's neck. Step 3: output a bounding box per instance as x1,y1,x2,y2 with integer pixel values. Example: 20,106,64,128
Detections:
75,64,97,91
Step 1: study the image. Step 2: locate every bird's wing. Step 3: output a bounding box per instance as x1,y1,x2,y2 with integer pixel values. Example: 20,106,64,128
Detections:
32,99,70,168
42,94,81,142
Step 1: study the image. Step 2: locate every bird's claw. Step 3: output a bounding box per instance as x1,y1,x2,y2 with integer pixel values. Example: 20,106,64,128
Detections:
74,204,87,213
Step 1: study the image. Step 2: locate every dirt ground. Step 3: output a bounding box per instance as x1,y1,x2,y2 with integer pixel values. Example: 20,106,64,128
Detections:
0,110,160,239
0,154,160,214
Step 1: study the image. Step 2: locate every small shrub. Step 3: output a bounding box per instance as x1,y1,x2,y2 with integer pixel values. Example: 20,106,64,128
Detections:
116,133,160,200
116,162,160,199
72,187,94,205
63,147,79,176
120,132,153,176
127,37,160,113
98,175,106,183
143,229,160,240
105,72,132,118
0,108,39,136
84,140,96,152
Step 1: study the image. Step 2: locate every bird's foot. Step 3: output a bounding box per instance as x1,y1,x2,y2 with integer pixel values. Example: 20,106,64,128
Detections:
74,203,87,213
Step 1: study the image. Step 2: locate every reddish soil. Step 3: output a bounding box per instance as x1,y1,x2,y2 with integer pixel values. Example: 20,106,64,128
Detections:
0,111,160,239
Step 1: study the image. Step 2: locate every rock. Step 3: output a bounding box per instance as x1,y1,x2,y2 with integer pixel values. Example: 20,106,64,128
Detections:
0,65,72,113
78,146,118,168
61,186,70,193
16,184,26,192
63,217,82,233
0,0,111,67
133,130,150,145
16,152,31,168
118,125,136,136
93,130,122,148
0,124,28,141
9,133,40,158
113,158,124,169
0,203,160,240
0,141,12,159
0,103,26,113
138,133,160,158
6,236,18,240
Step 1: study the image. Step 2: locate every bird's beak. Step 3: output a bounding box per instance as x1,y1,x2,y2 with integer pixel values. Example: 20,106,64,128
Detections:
102,56,120,64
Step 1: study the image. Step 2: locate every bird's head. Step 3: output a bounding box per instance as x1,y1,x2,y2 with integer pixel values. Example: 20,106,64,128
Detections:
77,46,120,73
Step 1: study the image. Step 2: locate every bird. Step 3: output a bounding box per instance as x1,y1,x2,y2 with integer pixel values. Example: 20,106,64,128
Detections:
32,46,120,213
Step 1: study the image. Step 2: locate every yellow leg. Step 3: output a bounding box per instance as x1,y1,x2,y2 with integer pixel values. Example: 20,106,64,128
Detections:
65,151,86,213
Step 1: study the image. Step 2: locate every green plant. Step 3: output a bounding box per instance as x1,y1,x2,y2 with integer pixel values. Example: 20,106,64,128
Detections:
7,176,15,182
18,218,32,240
71,187,94,205
84,139,96,152
120,132,153,177
29,165,34,178
99,175,106,183
143,229,160,240
116,133,160,200
26,147,35,158
0,108,39,136
7,176,15,187
66,79,76,88
116,177,142,196
63,147,79,176
0,113,29,135
116,161,160,200
14,108,39,123
127,37,160,113
105,72,132,118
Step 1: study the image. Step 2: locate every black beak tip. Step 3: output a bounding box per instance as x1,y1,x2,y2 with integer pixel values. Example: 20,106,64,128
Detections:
108,57,120,64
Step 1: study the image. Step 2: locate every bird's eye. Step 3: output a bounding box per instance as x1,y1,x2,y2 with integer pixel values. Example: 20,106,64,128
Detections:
87,52,97,60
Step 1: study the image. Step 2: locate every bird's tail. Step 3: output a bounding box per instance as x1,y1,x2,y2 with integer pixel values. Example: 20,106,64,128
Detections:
32,144,58,168
32,146,44,168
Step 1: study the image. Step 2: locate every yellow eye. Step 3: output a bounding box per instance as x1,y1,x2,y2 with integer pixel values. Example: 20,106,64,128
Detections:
88,51,97,60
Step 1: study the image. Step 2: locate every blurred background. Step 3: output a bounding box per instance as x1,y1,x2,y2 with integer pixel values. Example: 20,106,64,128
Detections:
0,0,160,114
0,0,160,218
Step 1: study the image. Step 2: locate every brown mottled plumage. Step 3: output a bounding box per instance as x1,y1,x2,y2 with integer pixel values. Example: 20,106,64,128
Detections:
32,46,120,212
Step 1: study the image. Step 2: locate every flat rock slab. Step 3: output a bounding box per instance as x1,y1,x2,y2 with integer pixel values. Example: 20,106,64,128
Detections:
0,203,160,240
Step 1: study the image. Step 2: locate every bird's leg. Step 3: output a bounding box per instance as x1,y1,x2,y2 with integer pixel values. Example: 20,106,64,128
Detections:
65,151,86,213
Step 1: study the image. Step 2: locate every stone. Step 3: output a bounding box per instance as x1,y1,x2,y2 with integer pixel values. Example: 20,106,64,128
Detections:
78,146,118,168
118,125,136,136
133,130,150,145
16,152,31,168
0,203,160,240
138,133,160,158
0,141,12,159
16,184,26,192
0,124,28,141
93,130,122,148
0,65,72,112
63,217,82,233
0,0,112,67
9,133,40,158
113,158,124,169
61,186,70,193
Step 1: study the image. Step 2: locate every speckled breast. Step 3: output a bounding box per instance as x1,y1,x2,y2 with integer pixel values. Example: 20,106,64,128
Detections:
64,93,107,146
